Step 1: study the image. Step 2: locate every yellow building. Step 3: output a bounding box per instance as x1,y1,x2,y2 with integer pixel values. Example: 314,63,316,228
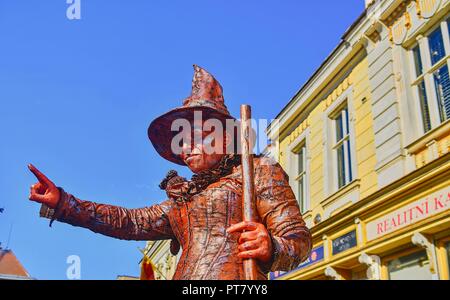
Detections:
143,240,180,280
267,0,450,280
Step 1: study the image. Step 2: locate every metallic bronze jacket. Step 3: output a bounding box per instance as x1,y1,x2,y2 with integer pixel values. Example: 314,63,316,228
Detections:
40,157,312,280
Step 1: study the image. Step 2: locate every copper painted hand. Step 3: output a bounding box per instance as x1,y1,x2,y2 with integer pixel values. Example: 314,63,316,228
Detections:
227,221,273,263
28,164,60,209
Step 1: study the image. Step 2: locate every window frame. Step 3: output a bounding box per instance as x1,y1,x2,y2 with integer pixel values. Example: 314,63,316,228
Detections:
384,248,432,280
331,105,353,189
323,88,357,196
286,128,311,214
293,142,307,213
409,17,450,134
436,236,450,280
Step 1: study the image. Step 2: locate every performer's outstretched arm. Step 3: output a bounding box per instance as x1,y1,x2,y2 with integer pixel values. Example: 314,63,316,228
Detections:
28,164,174,241
40,190,174,241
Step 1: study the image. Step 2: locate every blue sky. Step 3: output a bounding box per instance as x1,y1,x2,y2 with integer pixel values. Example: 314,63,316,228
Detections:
0,1,363,279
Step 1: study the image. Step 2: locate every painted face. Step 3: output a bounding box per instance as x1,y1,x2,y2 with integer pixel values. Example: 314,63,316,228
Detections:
180,121,229,173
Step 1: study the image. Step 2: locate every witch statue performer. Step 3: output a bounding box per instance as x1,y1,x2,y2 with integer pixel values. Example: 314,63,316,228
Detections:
28,65,312,280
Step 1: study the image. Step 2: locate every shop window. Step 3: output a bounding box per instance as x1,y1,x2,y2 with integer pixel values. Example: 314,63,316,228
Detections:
387,250,432,280
410,18,450,134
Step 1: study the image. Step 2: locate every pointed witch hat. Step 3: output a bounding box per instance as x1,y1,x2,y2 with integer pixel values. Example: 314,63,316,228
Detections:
148,65,237,166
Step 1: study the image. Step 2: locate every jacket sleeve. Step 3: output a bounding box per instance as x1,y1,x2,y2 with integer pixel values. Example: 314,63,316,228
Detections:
254,157,312,272
39,188,174,241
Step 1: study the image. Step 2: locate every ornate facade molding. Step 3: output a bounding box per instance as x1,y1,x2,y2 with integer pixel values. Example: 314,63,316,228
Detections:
411,232,438,275
358,252,381,280
416,0,442,19
324,266,343,280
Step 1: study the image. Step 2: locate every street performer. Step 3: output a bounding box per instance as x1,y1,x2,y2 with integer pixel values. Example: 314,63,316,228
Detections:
28,65,312,280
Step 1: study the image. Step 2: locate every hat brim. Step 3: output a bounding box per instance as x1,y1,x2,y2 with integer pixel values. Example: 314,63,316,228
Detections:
148,106,237,166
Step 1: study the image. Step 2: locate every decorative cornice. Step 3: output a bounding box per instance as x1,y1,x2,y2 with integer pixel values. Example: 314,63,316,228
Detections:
287,117,311,145
323,77,352,111
388,0,444,45
383,0,410,27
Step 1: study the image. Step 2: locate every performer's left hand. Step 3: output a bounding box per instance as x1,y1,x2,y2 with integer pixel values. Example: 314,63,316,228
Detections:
226,221,273,263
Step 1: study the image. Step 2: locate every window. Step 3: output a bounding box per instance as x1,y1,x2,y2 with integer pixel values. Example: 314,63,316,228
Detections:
434,64,450,122
418,80,432,131
332,105,353,189
324,91,357,197
387,250,432,280
294,143,307,213
411,19,450,133
428,27,446,65
413,45,424,77
288,131,310,214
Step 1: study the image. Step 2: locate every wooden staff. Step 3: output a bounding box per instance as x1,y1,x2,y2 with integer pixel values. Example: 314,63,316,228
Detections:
240,104,258,280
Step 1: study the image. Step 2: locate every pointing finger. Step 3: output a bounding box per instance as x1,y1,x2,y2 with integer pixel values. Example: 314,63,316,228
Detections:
28,164,52,186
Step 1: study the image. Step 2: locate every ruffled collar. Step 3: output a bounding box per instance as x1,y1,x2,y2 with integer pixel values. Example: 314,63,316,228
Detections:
159,154,242,203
